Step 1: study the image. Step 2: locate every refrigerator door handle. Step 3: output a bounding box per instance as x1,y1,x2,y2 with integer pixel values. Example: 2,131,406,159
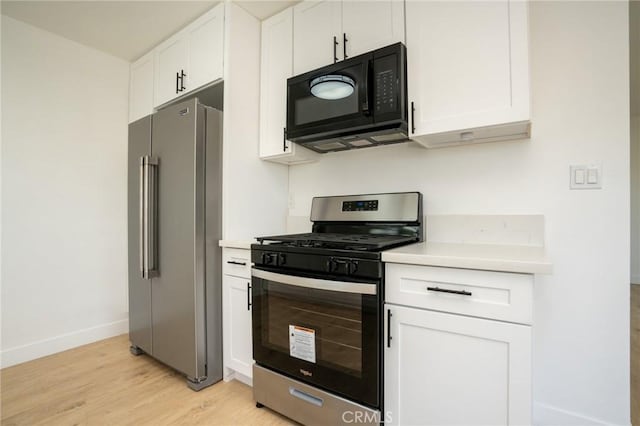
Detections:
143,156,159,279
139,157,146,278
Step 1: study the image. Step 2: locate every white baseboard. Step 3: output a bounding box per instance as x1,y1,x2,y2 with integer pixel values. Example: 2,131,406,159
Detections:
0,319,129,369
232,370,253,387
534,401,626,426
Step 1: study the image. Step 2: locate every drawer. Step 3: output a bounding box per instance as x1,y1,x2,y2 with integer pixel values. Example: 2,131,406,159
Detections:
385,264,533,324
223,248,251,278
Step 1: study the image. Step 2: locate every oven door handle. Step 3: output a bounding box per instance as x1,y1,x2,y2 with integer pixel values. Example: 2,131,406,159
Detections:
251,268,377,295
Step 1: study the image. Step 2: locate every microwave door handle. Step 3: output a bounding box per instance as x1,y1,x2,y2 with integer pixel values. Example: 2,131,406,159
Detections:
362,60,372,116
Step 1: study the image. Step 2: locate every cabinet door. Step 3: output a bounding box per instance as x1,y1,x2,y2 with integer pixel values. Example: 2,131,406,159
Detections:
187,4,224,92
341,0,404,59
384,305,531,425
260,8,321,164
154,36,188,107
293,0,342,75
223,275,253,378
406,0,530,137
260,8,293,158
129,52,154,123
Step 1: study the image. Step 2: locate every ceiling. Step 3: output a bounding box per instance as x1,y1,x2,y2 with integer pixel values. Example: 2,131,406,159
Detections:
1,1,299,62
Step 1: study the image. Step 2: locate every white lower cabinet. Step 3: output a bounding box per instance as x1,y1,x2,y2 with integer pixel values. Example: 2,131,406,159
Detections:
384,264,532,425
222,248,253,382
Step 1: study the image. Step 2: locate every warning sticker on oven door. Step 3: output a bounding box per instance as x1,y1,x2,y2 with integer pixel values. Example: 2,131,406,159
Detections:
289,325,316,363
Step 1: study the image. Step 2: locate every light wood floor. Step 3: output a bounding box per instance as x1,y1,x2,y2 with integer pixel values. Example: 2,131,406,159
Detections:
632,285,639,426
0,334,293,425
2,290,640,425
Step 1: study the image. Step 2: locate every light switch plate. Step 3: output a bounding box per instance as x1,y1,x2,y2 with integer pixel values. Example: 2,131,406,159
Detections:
570,164,602,189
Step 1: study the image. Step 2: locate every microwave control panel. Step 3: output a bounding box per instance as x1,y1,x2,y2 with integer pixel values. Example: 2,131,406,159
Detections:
374,55,397,114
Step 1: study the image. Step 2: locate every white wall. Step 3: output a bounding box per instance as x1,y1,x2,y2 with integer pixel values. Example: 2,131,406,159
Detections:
0,5,4,362
222,2,289,240
1,16,130,367
289,2,630,424
631,0,639,285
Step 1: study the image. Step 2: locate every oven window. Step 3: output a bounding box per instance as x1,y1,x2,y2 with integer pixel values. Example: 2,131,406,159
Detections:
261,282,364,378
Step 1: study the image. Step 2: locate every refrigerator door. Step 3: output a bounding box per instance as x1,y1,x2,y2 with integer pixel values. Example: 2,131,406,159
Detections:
128,116,153,354
151,99,207,379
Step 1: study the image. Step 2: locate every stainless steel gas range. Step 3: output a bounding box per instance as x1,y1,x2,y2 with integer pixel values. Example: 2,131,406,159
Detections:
251,192,423,425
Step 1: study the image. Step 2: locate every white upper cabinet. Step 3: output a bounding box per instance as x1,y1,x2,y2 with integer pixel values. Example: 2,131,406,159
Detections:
186,7,224,92
341,1,404,59
129,51,154,123
293,0,404,75
153,4,224,108
260,8,319,164
293,1,342,75
406,0,531,148
154,37,188,107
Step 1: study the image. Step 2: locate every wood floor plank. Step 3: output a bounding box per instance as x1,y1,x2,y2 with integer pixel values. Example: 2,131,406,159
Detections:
1,334,294,426
632,284,639,426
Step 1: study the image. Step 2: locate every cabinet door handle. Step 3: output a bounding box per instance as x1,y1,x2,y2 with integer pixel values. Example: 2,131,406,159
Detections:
427,286,472,296
179,69,187,92
411,101,416,134
343,33,348,59
176,72,180,94
247,282,252,311
226,260,246,266
386,309,392,348
333,36,339,63
283,128,288,152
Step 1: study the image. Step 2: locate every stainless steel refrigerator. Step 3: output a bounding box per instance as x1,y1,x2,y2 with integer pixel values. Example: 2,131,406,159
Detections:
127,98,223,391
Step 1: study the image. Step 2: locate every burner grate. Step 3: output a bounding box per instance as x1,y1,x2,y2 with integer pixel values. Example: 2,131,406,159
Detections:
257,232,416,251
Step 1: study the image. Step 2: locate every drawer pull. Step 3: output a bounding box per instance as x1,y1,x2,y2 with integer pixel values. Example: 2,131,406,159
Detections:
227,260,247,266
427,286,472,296
289,387,323,407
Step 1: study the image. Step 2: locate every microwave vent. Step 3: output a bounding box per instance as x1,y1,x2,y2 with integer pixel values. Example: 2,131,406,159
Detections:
314,141,347,151
371,132,408,143
347,139,373,147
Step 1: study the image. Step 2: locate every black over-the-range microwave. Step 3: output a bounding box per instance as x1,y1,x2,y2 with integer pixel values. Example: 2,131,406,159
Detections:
286,42,408,153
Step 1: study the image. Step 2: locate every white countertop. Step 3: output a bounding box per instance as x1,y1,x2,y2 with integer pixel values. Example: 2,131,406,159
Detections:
218,240,255,250
382,242,552,274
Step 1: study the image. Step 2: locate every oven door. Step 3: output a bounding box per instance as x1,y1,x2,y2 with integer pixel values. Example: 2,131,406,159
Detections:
251,267,380,409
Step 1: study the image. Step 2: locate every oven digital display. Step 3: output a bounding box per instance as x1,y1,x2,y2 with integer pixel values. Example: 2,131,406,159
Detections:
342,200,378,212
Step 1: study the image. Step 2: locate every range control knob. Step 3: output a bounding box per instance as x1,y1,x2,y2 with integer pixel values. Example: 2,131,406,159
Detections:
262,253,278,265
325,259,336,273
348,260,359,275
